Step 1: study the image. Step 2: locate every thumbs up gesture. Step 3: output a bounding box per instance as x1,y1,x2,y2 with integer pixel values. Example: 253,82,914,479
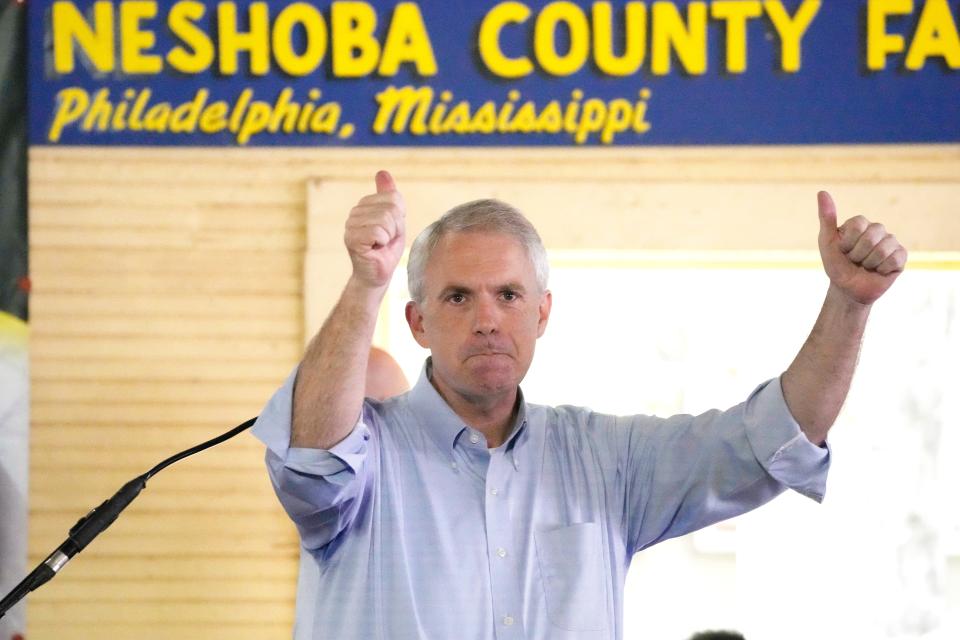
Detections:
817,191,907,306
344,170,407,290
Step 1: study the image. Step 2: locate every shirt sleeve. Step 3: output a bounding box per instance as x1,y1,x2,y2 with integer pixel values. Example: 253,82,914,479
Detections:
615,376,830,555
251,367,376,551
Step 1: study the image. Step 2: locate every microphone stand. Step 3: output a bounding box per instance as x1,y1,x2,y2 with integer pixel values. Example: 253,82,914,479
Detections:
0,415,258,619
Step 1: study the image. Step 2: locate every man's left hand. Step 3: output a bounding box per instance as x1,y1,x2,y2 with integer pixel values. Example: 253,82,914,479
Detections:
817,191,908,306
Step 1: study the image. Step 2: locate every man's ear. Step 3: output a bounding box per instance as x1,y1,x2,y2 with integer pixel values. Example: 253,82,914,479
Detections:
536,290,552,338
405,301,430,348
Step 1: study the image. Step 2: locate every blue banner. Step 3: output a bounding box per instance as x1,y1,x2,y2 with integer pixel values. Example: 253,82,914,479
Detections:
28,0,960,146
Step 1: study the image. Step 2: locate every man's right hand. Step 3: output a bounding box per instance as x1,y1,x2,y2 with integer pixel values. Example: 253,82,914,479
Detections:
344,170,406,289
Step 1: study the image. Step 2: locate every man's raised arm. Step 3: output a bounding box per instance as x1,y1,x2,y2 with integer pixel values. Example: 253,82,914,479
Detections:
291,170,406,450
781,191,908,446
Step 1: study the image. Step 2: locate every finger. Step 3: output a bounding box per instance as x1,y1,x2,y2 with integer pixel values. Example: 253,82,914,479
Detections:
876,247,908,275
345,221,392,252
375,170,397,194
817,191,837,243
346,207,400,247
837,215,870,254
357,192,404,208
352,215,399,246
861,235,900,270
351,203,404,241
349,202,402,223
847,222,887,264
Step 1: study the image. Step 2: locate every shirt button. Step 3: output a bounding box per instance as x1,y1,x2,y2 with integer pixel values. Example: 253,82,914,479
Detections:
490,488,499,496
450,462,458,471
496,547,507,558
503,615,514,626
469,433,481,444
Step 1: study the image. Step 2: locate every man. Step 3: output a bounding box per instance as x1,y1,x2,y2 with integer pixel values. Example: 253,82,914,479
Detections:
253,171,906,639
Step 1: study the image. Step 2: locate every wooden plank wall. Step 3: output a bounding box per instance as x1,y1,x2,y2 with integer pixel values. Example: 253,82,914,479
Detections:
28,148,307,639
27,145,960,639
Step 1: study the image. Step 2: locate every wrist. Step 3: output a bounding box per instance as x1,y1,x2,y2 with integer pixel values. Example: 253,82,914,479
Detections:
344,274,391,306
826,283,873,317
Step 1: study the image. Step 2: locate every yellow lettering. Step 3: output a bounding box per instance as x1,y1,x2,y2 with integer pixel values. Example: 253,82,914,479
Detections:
218,2,270,75
52,1,114,74
379,2,437,76
200,102,229,133
444,102,474,134
309,103,342,134
574,98,606,143
237,102,270,144
230,89,254,132
373,85,434,133
48,87,90,142
535,1,590,76
867,0,913,70
633,88,652,133
273,3,327,76
564,89,583,131
651,1,708,75
600,98,632,143
905,0,960,69
82,88,112,131
764,0,820,72
593,2,647,76
129,89,151,129
332,2,380,77
120,1,162,74
478,2,533,78
471,102,497,133
170,89,208,132
711,1,762,73
144,102,172,131
167,1,214,73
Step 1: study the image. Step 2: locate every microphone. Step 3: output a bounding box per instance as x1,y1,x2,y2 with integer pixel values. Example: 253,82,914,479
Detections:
0,476,145,618
0,416,257,619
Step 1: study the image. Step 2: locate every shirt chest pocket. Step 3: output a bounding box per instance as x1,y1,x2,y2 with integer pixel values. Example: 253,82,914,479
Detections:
535,522,608,633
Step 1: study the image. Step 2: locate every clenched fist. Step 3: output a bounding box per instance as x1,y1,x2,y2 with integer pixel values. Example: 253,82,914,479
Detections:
818,191,907,306
344,170,406,289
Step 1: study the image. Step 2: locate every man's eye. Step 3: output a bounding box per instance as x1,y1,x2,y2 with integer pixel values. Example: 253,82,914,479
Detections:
501,291,518,301
448,293,465,304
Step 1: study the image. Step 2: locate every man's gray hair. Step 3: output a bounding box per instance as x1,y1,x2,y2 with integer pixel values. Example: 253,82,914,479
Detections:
407,199,549,303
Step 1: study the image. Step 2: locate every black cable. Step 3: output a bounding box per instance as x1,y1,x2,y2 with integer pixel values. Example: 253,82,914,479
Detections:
145,416,258,480
0,415,259,619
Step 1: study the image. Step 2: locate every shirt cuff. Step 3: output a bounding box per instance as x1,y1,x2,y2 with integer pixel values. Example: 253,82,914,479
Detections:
743,376,831,503
251,365,371,477
251,366,299,460
286,421,370,477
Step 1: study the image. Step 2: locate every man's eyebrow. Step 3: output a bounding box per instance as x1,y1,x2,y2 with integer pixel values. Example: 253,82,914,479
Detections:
436,284,472,299
434,282,528,299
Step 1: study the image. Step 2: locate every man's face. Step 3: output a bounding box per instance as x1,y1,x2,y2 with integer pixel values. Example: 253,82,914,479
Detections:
405,231,552,404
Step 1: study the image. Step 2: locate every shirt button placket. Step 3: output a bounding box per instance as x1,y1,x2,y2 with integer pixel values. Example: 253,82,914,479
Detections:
486,450,523,638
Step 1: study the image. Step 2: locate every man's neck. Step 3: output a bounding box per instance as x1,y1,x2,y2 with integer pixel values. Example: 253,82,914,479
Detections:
428,374,518,448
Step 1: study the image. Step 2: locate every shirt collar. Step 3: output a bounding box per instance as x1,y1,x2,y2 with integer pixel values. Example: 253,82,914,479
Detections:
408,357,528,457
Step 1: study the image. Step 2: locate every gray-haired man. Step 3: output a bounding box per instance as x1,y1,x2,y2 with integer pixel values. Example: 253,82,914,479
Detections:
253,170,906,639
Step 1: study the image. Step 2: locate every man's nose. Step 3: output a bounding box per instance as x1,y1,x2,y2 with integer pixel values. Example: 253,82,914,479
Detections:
472,296,500,335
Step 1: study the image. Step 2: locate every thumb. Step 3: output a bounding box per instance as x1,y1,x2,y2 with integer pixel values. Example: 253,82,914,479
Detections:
375,170,397,194
817,190,838,243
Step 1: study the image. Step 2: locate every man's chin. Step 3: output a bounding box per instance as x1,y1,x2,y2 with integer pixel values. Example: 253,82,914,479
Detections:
469,369,520,396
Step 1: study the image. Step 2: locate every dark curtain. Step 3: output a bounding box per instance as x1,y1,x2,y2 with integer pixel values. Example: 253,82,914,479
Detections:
0,0,27,322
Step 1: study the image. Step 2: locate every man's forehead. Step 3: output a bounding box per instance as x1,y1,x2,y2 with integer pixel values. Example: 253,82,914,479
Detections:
424,231,536,284
434,229,519,248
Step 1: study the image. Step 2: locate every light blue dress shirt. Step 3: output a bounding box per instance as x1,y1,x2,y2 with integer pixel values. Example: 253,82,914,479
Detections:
253,359,830,640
